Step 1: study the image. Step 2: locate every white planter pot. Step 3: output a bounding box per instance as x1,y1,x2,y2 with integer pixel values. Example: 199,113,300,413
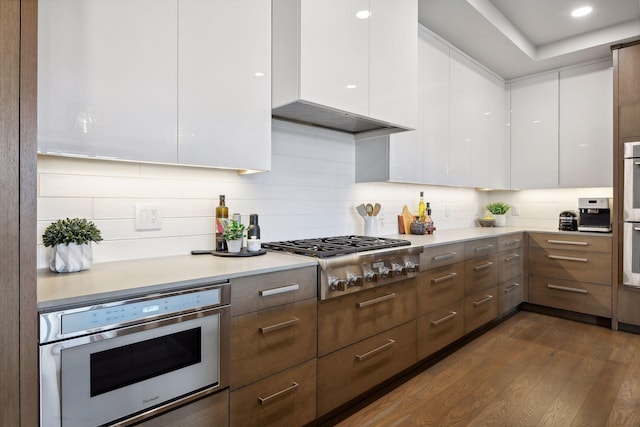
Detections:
49,243,93,273
493,214,506,227
226,239,243,253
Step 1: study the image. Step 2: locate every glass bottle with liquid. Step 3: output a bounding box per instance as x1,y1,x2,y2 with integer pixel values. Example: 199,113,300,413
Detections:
418,192,426,222
215,195,229,251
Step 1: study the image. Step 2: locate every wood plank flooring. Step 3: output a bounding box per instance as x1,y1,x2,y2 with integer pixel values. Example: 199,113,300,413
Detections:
332,311,640,426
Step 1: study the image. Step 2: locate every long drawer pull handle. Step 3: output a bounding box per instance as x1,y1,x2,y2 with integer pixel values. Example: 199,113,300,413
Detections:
357,293,396,308
547,239,588,246
547,284,589,294
355,339,396,361
504,283,521,293
548,255,588,262
634,227,640,231
504,254,520,262
475,244,494,252
635,161,640,165
433,252,457,261
431,311,458,326
432,272,458,284
473,261,494,271
258,382,299,405
504,239,521,246
259,284,300,297
473,295,493,306
259,317,299,334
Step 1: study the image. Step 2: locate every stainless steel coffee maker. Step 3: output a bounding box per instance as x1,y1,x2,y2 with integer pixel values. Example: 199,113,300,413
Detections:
577,198,612,232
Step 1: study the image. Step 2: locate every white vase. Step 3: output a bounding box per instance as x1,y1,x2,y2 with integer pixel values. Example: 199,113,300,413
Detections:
49,243,93,273
493,214,506,227
226,239,243,253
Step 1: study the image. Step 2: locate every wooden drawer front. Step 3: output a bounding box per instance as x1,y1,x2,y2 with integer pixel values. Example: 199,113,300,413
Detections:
618,286,640,325
528,247,611,285
417,300,464,359
529,276,612,317
464,254,498,295
464,287,498,334
317,279,416,356
231,299,317,389
528,233,611,253
464,238,497,259
497,233,524,251
317,321,417,417
138,389,229,427
420,243,465,271
498,276,524,315
497,247,524,283
416,262,465,315
231,266,317,316
230,360,316,427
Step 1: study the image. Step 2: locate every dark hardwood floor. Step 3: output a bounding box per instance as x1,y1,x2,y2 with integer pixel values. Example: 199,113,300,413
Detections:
335,311,640,426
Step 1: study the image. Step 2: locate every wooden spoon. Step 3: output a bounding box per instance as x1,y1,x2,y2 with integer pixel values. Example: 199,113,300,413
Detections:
366,203,374,216
372,203,381,216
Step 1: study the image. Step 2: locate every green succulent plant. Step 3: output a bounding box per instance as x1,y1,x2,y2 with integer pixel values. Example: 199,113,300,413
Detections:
42,218,103,247
486,202,510,215
223,219,246,241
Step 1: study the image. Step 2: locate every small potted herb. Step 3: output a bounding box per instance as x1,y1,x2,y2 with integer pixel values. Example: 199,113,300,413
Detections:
486,202,511,227
223,219,246,253
42,218,103,272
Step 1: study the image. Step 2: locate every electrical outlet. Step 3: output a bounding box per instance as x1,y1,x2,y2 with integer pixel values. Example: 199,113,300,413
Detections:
135,203,162,231
512,204,521,216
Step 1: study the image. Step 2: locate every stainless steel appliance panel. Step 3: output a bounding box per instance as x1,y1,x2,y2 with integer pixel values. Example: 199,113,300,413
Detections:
624,141,640,222
623,222,640,288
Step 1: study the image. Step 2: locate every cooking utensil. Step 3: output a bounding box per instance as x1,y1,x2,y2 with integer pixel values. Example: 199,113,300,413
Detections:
401,205,414,234
366,203,374,216
373,203,381,216
356,204,368,217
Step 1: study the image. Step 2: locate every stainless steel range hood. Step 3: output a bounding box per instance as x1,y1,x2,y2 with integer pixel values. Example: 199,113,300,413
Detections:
272,100,413,136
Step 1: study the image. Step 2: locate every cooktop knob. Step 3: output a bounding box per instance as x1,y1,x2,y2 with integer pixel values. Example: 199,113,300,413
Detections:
392,263,407,276
328,276,347,292
364,270,378,282
347,273,363,287
405,261,419,273
379,266,392,279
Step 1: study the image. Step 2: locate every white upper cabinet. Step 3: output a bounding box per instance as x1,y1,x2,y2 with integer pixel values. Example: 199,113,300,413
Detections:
487,74,510,189
177,0,271,171
559,60,613,188
272,0,417,132
38,0,178,163
510,72,560,189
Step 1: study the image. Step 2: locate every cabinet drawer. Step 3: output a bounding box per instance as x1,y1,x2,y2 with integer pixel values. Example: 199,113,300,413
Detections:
464,287,498,333
529,247,611,285
317,321,417,417
464,254,498,295
138,389,229,427
420,243,465,270
230,360,316,427
231,298,317,389
317,279,416,356
416,262,464,315
498,276,524,315
498,247,524,283
231,266,317,316
464,238,497,259
417,300,464,359
497,233,524,251
529,276,612,317
529,233,611,253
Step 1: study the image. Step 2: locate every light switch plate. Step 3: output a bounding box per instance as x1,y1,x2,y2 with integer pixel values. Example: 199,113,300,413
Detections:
512,204,521,216
135,203,162,231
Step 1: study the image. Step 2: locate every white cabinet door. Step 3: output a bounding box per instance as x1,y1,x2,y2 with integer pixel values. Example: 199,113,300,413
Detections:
299,0,370,118
559,60,613,188
38,0,178,163
420,30,450,186
510,72,559,189
177,0,271,171
369,0,418,128
487,74,509,189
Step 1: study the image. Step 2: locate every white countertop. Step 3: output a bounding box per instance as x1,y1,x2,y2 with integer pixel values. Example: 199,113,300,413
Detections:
37,226,611,311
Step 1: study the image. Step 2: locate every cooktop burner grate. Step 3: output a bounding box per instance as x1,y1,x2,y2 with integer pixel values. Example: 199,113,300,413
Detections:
262,235,411,258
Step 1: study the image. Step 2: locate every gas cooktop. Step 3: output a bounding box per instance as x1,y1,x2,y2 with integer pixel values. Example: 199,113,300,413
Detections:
262,235,411,258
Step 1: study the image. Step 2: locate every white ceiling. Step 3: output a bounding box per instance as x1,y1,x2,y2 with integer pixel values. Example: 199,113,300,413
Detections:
418,0,640,80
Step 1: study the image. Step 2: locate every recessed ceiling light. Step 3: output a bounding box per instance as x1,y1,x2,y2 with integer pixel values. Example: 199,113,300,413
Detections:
356,10,370,19
571,6,593,17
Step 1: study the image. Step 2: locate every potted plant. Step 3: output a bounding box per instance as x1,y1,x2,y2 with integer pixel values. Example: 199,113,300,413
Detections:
486,202,510,227
42,218,103,273
223,219,246,253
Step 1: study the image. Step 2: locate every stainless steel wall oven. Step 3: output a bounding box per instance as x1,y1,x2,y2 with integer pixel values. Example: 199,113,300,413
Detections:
623,141,640,287
39,282,230,427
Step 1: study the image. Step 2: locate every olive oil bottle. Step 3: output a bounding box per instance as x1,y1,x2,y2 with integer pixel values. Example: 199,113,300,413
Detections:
215,195,229,251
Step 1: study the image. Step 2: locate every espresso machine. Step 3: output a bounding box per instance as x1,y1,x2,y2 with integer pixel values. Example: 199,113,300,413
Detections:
577,198,612,232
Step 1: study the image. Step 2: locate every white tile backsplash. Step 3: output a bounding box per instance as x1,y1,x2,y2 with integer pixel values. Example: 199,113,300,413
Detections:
37,120,487,268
